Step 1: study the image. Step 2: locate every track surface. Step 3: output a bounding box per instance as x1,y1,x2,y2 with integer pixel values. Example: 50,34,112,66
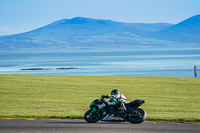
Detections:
0,119,200,133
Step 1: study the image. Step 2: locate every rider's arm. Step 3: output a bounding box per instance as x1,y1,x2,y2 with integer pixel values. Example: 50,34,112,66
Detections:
101,95,115,99
108,95,115,99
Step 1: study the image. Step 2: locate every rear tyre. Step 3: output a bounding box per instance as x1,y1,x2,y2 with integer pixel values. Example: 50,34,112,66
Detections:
127,108,147,124
84,109,101,123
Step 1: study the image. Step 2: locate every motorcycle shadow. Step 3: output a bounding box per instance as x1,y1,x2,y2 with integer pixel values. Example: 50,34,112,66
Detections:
47,120,130,124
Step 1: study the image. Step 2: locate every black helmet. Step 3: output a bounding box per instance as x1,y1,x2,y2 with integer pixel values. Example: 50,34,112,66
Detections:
111,89,120,98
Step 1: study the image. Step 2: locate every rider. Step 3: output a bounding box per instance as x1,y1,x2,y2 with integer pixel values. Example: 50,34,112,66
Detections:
99,89,130,111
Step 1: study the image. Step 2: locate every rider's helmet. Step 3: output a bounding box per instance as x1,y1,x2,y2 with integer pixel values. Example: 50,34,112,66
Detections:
111,89,120,98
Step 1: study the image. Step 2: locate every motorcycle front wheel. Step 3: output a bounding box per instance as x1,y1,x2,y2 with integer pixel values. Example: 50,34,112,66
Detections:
84,109,101,123
127,108,147,124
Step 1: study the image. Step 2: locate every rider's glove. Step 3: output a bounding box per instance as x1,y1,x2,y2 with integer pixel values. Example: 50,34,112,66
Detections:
101,95,108,98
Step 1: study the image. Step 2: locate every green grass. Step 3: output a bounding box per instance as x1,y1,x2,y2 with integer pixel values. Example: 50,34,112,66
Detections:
0,74,200,122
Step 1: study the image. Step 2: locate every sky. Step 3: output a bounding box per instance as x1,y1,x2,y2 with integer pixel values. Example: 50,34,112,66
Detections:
0,0,200,36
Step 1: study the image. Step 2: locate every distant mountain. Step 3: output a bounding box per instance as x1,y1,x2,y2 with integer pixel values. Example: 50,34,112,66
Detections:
151,14,200,43
1,15,200,49
0,17,172,49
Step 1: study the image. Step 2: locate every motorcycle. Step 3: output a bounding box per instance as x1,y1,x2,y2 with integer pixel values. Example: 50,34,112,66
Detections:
84,97,147,123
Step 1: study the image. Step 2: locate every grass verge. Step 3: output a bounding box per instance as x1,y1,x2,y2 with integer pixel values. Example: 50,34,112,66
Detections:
0,74,200,122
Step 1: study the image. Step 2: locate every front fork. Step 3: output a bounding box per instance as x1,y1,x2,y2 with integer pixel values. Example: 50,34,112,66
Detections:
88,108,99,118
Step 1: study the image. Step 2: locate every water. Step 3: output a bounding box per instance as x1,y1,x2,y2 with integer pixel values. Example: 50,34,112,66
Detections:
0,48,200,77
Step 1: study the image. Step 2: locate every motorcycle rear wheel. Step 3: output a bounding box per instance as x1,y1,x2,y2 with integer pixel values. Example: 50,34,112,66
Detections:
127,108,146,124
84,109,101,123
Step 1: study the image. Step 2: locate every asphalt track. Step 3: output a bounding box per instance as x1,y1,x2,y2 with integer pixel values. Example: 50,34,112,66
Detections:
0,119,200,133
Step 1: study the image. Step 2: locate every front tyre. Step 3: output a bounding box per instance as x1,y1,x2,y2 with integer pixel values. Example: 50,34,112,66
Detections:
84,109,101,123
127,108,147,124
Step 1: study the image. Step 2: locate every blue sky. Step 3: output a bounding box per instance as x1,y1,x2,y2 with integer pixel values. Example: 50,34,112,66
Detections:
0,0,200,35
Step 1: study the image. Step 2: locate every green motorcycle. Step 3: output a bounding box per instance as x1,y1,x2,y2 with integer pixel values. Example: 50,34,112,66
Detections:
84,97,146,123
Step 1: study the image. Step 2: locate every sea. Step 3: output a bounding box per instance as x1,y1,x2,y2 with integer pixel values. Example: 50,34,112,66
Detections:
0,48,200,77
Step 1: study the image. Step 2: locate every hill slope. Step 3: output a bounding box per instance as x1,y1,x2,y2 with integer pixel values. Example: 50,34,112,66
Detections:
1,15,200,49
151,14,200,43
0,17,172,49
